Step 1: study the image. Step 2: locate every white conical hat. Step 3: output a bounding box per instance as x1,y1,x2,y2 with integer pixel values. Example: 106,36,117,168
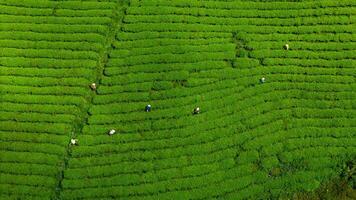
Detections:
108,129,116,135
70,139,77,145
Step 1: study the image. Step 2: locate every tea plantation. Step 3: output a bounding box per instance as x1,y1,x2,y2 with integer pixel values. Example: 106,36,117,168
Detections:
0,0,355,199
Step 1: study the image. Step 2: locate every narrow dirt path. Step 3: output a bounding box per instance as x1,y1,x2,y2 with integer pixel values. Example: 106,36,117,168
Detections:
54,1,130,198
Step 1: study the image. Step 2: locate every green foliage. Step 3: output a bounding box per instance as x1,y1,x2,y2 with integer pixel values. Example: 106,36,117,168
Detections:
233,58,260,68
152,81,174,90
1,0,355,199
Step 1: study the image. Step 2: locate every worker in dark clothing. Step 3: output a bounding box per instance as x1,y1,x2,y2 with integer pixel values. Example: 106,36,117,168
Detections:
193,107,200,114
145,104,151,112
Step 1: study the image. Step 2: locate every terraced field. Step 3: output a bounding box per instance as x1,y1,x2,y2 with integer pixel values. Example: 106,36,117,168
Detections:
0,0,355,199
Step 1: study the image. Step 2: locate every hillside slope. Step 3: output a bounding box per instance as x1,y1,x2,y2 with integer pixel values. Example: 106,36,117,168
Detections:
0,0,355,199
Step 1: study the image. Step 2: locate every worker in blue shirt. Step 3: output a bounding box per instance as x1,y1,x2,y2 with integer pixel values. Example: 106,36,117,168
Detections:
145,104,151,112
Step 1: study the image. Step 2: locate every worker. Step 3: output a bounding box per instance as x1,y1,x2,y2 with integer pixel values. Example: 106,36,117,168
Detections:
193,107,200,114
108,129,116,136
90,83,96,90
145,104,151,112
284,44,289,50
260,77,266,83
70,138,78,145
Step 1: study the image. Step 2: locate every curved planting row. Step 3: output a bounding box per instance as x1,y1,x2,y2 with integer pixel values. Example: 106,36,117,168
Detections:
0,0,119,199
61,0,355,199
0,0,355,199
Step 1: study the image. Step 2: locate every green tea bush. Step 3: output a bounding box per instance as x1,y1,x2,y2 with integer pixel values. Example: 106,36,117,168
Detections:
1,0,355,199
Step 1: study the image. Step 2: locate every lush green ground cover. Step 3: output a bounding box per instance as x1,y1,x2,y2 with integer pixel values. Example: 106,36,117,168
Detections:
0,0,355,199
